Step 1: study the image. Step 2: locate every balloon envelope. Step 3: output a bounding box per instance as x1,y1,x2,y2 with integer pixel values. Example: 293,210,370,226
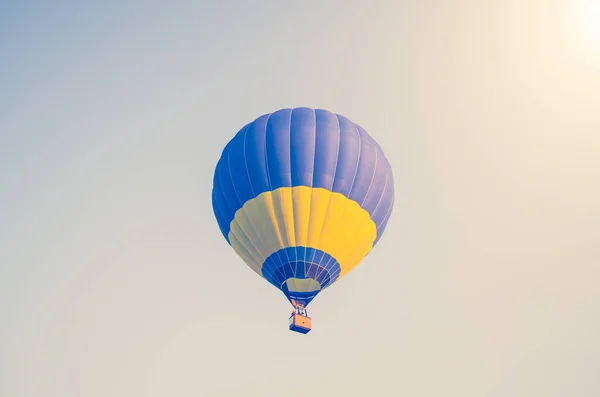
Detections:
212,108,394,307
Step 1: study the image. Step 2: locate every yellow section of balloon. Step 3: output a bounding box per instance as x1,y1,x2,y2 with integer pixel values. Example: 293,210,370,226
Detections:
227,186,377,282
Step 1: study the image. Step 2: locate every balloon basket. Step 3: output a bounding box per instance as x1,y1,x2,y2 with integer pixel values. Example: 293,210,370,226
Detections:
289,313,312,334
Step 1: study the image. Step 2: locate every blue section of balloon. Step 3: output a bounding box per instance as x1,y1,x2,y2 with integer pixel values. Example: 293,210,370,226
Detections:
262,247,341,286
212,107,395,244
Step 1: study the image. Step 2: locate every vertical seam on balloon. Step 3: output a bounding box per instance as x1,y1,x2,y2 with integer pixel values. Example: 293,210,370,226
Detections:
347,121,363,198
263,112,291,271
377,173,392,216
314,115,355,273
232,229,262,273
328,263,341,283
228,224,263,273
314,255,334,285
238,123,275,275
315,242,342,284
260,251,278,284
267,192,287,260
358,174,389,240
279,115,295,268
304,108,317,272
306,142,334,270
378,202,394,232
226,149,243,208
236,194,286,279
228,233,257,272
326,254,342,283
242,123,255,197
374,201,394,245
262,251,281,285
217,158,236,227
238,204,271,267
288,109,298,280
360,144,379,207
321,260,337,288
311,113,341,271
225,148,264,264
336,173,389,277
265,253,281,286
264,113,273,192
312,115,345,272
265,249,285,285
376,192,395,233
212,197,225,239
272,111,291,266
373,170,393,240
276,260,289,286
229,200,269,269
263,113,290,267
302,109,317,288
317,117,361,276
367,173,389,232
212,187,229,242
214,177,232,243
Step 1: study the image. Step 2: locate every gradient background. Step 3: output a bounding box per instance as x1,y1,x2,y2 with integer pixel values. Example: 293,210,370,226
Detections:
1,1,599,396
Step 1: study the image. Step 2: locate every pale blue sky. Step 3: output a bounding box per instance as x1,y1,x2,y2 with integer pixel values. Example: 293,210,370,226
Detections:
1,1,599,396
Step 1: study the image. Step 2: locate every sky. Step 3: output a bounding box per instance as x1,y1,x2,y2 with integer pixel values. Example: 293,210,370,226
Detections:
1,1,599,396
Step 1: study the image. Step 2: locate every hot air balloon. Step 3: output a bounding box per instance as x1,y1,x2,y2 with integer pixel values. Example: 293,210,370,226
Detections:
212,107,394,334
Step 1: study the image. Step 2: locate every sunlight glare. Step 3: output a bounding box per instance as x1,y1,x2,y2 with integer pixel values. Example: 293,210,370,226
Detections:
578,0,600,50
